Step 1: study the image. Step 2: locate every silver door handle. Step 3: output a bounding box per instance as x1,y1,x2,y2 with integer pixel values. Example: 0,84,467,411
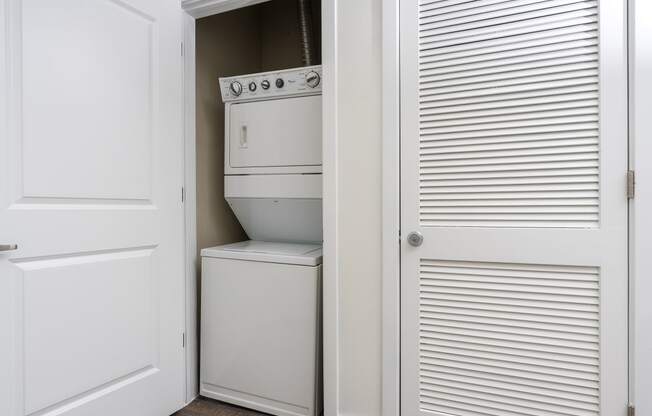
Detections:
0,244,18,251
407,232,423,247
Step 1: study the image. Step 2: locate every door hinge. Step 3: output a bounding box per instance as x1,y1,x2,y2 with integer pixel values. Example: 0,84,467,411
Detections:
628,403,635,416
182,332,186,348
627,170,635,199
181,186,185,203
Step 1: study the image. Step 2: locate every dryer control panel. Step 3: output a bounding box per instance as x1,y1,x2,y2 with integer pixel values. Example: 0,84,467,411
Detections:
220,65,322,102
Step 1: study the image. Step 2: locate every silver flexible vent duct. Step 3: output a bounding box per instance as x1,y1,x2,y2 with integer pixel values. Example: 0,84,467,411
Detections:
297,0,316,66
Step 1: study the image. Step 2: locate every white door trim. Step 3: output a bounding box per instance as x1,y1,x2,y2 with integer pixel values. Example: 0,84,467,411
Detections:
181,0,271,19
180,0,340,411
320,0,340,415
182,10,198,405
630,0,652,414
381,1,400,416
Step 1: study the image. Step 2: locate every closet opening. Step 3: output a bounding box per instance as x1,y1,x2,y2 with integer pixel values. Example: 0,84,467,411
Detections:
188,1,324,415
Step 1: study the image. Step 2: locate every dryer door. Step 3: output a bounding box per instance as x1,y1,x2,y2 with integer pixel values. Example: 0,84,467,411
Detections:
226,95,322,174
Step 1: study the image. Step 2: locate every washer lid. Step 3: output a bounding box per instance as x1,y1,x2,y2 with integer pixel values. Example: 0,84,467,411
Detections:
200,240,323,266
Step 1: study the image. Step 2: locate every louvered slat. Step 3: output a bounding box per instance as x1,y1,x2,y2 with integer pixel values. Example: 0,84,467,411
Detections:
418,0,600,228
418,259,600,416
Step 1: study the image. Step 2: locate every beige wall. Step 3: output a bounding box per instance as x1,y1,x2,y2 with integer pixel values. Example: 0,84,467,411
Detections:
336,0,383,414
259,0,321,70
195,10,258,258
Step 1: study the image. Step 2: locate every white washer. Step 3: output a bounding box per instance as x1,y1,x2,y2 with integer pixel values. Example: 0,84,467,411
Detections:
200,241,323,416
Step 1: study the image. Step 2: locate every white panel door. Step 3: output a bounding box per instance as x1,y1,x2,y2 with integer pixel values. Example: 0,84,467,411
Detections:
400,1,628,415
0,1,185,415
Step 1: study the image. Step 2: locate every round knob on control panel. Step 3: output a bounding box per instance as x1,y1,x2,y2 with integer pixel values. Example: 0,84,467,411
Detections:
305,71,320,88
261,79,270,90
248,81,257,92
275,78,284,88
229,81,242,96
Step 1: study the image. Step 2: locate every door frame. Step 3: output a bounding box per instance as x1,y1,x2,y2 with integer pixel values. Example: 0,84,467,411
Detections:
380,1,652,415
180,0,340,412
629,0,652,414
381,0,400,416
181,10,197,404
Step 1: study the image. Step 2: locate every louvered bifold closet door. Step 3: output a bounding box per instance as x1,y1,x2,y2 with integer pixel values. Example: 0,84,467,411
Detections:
400,1,629,416
419,0,600,228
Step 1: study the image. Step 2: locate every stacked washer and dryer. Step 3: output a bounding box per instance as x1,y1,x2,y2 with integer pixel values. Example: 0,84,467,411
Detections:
200,66,323,416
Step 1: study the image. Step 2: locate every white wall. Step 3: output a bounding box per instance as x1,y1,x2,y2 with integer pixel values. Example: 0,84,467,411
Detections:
335,0,383,414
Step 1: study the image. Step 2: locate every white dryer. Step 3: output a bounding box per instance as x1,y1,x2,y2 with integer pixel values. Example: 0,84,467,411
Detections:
200,241,322,416
220,65,323,243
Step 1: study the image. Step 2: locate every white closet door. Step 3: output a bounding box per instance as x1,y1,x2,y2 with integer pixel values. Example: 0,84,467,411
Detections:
0,1,185,415
400,1,628,415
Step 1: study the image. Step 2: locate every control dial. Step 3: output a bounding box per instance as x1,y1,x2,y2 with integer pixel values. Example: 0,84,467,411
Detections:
248,81,257,92
229,81,243,96
261,79,270,90
305,71,320,88
275,78,284,88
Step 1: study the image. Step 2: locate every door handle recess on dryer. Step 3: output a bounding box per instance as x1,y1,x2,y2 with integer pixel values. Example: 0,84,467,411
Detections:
240,125,248,148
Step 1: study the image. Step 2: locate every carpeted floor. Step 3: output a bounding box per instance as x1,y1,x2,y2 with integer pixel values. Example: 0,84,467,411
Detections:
173,397,267,416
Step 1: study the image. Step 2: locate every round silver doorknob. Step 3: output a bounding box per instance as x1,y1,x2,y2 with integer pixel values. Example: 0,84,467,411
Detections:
0,244,18,252
407,232,423,247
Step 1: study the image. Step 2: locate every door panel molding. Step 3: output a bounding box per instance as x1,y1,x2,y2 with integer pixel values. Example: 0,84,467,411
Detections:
20,0,156,202
19,247,158,414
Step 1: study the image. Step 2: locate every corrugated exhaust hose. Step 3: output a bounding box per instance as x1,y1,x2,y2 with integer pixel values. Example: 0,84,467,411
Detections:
297,0,316,66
